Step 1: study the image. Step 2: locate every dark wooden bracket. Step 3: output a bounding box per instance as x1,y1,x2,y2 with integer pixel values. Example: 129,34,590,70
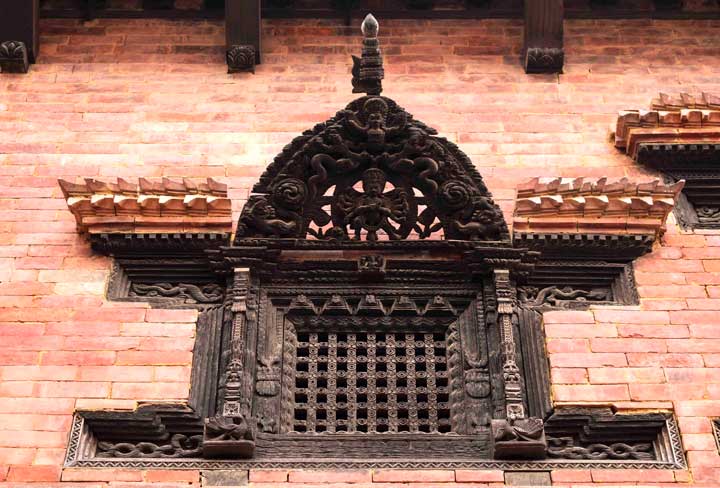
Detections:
0,0,39,73
226,0,261,72
523,0,564,74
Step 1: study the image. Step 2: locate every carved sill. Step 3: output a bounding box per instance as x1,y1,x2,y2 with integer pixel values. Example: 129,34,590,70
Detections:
65,407,685,470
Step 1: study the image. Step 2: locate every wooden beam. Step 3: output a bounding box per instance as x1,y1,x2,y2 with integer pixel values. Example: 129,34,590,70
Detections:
225,0,261,73
523,0,564,74
0,0,39,73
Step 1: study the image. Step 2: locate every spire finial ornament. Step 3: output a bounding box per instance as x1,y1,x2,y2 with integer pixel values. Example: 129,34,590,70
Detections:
352,13,384,96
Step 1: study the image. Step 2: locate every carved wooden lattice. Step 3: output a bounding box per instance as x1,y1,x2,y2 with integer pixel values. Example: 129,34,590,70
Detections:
291,331,451,434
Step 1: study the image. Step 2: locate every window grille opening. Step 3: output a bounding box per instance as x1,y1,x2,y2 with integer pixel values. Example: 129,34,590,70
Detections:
292,331,452,435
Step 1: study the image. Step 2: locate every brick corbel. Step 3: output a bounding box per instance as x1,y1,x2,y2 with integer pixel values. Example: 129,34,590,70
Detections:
614,92,720,162
513,177,683,242
58,177,232,236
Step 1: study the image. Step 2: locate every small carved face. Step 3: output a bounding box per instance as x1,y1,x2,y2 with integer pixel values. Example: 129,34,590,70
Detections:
361,169,387,196
367,113,384,129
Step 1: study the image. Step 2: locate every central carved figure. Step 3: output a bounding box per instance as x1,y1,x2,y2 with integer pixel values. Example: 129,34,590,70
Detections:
337,168,409,241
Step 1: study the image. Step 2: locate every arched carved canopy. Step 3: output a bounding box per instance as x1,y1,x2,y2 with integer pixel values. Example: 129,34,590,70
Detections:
235,95,509,244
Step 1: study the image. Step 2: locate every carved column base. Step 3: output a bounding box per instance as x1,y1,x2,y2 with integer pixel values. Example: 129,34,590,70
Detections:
227,45,256,74
203,415,256,459
523,47,564,74
0,41,30,74
492,417,547,460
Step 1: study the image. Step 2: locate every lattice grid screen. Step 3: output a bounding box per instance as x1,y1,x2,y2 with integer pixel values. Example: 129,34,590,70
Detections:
293,331,452,434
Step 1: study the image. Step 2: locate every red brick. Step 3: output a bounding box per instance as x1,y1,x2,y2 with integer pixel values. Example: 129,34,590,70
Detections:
682,433,718,451
669,339,720,353
372,469,455,482
678,416,714,434
635,271,687,285
634,258,704,273
553,384,630,402
79,366,153,382
629,383,705,401
249,470,290,482
6,465,61,482
671,311,719,325
551,367,588,383
116,351,193,366
541,310,595,324
617,324,688,338
594,309,670,324
549,352,627,367
550,469,592,483
36,381,110,398
0,447,36,465
111,382,188,400
288,470,371,483
0,397,75,414
145,308,198,323
627,352,703,367
687,298,720,310
675,401,720,417
0,430,68,448
454,469,504,482
62,468,144,482
41,351,116,366
143,469,200,483
588,367,664,384
687,450,720,467
637,285,708,298
544,323,617,338
546,338,589,353
590,468,675,482
590,338,667,353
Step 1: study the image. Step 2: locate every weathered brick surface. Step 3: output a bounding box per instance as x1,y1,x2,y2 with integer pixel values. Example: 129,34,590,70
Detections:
1,15,720,487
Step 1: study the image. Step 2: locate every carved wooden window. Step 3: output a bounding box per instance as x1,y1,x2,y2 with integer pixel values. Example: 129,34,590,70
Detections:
64,16,684,471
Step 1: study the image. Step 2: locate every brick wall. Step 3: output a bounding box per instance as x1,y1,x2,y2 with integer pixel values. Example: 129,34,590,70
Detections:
1,16,720,487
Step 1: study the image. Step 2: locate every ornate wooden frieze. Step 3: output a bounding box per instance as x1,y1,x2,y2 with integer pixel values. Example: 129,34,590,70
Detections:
107,258,226,308
516,260,638,310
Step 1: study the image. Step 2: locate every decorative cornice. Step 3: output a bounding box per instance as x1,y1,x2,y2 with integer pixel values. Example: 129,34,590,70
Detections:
614,92,720,162
59,178,232,235
513,177,683,238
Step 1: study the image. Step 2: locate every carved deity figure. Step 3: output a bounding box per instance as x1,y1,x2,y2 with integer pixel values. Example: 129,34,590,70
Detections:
337,168,409,241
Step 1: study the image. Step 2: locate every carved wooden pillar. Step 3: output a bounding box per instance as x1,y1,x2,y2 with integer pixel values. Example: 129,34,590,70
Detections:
522,0,564,74
225,0,261,73
203,268,257,458
0,0,39,73
490,269,547,459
